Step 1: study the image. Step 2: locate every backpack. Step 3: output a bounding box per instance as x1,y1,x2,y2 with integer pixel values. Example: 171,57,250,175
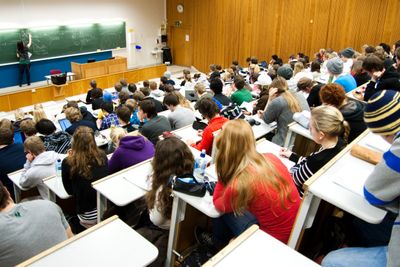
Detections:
220,103,245,120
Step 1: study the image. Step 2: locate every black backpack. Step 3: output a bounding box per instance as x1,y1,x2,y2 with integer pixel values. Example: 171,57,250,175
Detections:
220,103,245,120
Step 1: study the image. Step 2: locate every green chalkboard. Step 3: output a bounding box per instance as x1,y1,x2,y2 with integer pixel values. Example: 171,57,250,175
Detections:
0,22,126,64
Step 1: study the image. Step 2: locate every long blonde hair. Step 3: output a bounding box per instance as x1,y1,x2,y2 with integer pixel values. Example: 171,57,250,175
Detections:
215,120,294,213
33,108,47,123
269,77,302,113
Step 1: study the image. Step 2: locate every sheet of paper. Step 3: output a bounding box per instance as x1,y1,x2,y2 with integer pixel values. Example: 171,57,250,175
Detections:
332,164,373,197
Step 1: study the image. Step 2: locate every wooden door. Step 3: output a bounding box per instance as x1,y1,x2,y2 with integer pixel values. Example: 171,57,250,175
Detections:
171,27,192,67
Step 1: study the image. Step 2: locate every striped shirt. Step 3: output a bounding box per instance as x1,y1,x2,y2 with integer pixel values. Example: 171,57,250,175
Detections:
289,139,346,197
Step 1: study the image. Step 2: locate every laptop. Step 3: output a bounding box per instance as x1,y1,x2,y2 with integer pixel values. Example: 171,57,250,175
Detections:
58,118,72,132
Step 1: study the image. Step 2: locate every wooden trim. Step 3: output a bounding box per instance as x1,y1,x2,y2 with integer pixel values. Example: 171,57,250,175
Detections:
202,225,259,267
7,168,24,177
91,158,153,186
42,175,57,182
16,215,119,267
303,129,370,191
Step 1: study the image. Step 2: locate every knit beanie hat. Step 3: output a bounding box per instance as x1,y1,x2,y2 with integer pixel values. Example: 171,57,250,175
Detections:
164,71,172,79
364,90,400,136
277,64,293,80
340,48,355,58
326,57,343,75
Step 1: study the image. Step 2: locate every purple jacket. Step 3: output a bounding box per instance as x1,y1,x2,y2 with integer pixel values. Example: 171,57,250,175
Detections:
108,135,155,174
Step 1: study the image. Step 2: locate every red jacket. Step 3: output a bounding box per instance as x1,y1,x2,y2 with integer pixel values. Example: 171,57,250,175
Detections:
192,116,228,155
213,153,301,243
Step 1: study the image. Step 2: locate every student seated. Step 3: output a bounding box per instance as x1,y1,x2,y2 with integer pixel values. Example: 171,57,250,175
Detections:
326,57,357,93
137,137,194,267
362,55,400,101
19,136,58,199
120,78,130,94
0,181,73,267
97,102,120,130
280,105,348,197
209,78,232,106
319,83,367,143
141,87,167,113
194,83,213,109
36,119,71,154
91,87,104,111
85,80,97,104
163,71,175,85
118,91,130,107
128,83,137,95
65,100,96,125
20,119,37,138
231,76,252,105
62,126,109,231
163,93,195,130
322,90,400,267
138,99,171,145
187,98,228,155
116,105,136,133
258,77,310,146
108,127,154,174
0,120,26,196
149,81,164,98
296,77,323,108
212,120,300,248
125,99,142,127
64,107,97,135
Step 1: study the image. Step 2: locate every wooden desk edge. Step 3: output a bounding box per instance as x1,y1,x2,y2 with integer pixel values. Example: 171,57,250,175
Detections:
303,129,370,191
91,158,152,186
42,175,57,182
202,225,259,267
16,215,119,267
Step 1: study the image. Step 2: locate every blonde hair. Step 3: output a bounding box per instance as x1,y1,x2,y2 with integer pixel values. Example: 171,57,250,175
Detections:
270,77,302,113
64,107,82,122
293,62,304,76
194,83,206,95
249,64,260,75
311,105,350,143
125,99,137,112
14,109,25,121
24,136,45,156
215,120,295,213
110,127,127,147
33,108,47,123
172,91,192,110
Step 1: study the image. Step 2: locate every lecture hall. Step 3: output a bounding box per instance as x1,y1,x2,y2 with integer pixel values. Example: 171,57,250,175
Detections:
0,0,400,266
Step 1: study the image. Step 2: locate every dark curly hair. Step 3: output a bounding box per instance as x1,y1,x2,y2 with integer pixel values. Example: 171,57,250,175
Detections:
146,137,194,219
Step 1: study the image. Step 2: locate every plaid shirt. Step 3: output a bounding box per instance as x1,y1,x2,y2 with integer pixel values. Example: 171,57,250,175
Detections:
100,113,119,130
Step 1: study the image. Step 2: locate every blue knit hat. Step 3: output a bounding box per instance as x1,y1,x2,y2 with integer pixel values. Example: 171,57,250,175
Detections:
364,90,400,136
103,91,113,102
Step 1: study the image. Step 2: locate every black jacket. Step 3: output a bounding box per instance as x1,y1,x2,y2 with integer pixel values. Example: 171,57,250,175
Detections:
364,70,400,101
340,99,367,143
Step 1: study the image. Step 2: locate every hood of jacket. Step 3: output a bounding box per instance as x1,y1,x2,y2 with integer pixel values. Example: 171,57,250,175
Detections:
31,151,59,167
119,135,147,151
340,99,365,122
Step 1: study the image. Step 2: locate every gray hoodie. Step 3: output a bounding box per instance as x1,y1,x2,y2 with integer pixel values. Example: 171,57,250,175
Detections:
19,151,59,199
364,135,400,267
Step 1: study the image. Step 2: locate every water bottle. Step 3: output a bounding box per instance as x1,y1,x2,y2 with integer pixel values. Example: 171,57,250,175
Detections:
194,149,207,183
55,159,62,178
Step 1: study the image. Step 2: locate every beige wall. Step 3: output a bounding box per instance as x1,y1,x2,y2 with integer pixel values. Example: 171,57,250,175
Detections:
0,0,165,68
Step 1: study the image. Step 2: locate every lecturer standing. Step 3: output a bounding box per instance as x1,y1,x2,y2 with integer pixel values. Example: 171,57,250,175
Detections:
16,33,32,87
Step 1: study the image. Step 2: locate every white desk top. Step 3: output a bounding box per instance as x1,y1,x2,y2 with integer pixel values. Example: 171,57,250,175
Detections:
250,115,277,140
174,191,220,218
205,225,319,267
308,131,387,224
43,175,71,199
171,125,202,143
289,122,313,141
8,169,26,190
20,217,158,267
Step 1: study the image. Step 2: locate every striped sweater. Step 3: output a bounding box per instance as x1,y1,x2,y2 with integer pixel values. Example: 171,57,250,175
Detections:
289,139,346,197
364,135,400,267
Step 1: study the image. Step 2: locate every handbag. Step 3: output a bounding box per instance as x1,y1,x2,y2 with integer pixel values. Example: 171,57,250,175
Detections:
169,174,206,197
168,174,217,197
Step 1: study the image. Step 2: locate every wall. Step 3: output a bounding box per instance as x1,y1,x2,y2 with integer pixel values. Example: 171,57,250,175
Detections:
0,51,112,89
167,0,400,72
0,0,165,69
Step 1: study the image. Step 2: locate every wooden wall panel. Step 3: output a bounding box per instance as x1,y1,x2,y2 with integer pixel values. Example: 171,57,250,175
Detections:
167,0,400,72
0,64,166,112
